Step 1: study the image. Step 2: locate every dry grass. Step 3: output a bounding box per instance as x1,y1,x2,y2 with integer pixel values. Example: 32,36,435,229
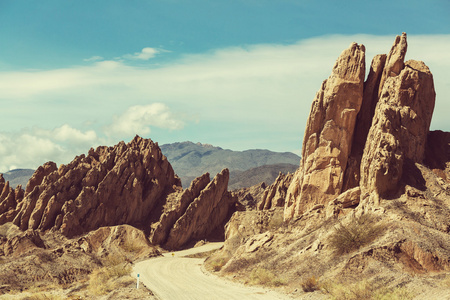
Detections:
249,267,285,287
442,274,450,287
329,214,385,255
321,280,414,300
88,254,132,296
210,258,228,272
268,213,284,231
120,239,145,253
301,276,320,292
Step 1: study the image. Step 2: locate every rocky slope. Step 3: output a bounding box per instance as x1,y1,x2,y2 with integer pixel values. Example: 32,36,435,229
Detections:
209,33,450,299
0,222,158,298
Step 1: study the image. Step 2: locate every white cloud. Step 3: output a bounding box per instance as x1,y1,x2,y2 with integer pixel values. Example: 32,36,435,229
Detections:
0,125,102,172
0,34,449,170
123,47,161,60
104,103,184,137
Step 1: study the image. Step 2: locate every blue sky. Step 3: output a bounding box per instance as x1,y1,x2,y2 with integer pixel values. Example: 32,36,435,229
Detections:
0,0,449,172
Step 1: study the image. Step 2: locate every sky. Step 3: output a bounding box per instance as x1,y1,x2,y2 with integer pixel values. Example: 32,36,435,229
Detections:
0,0,449,172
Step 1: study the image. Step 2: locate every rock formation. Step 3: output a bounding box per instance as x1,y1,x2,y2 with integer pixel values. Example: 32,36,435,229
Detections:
360,60,435,200
283,32,436,220
0,136,180,237
0,136,237,249
284,42,366,220
164,169,237,250
258,173,292,210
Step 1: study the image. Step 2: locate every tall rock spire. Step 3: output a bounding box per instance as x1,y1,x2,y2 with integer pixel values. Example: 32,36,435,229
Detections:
284,42,366,220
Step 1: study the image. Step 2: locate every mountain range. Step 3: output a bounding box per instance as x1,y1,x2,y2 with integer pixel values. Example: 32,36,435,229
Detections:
159,141,300,188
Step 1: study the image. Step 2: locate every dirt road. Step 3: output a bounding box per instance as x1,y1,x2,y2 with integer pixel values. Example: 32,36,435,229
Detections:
133,242,292,300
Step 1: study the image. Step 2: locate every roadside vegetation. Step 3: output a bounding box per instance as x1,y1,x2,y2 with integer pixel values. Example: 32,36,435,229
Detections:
320,280,414,300
88,254,132,296
328,213,386,255
249,267,286,287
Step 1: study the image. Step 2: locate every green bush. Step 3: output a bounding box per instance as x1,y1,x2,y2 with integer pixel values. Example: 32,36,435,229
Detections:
329,214,385,255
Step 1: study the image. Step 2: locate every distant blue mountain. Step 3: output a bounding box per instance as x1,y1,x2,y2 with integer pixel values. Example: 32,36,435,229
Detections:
2,169,35,188
160,141,300,188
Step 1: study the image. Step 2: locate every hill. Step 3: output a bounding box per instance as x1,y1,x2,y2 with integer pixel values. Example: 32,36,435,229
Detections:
2,169,35,188
160,141,300,187
228,163,298,190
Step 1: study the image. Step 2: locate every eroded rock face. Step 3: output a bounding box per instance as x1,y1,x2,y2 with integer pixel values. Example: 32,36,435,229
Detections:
360,45,436,198
0,137,238,248
258,173,293,210
164,169,237,250
1,136,181,237
149,173,210,245
285,33,437,220
284,42,366,220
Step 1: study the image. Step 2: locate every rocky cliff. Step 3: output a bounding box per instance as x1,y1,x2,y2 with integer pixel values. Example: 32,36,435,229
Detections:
284,32,436,220
284,42,366,220
210,33,450,298
0,136,236,249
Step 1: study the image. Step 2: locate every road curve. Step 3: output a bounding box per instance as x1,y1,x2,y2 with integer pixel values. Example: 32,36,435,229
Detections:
133,242,292,300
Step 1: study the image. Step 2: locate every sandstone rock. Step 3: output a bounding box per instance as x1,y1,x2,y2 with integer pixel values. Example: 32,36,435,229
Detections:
258,172,293,210
424,130,450,182
1,136,182,237
232,182,266,211
378,32,408,98
343,54,387,191
0,176,25,224
25,162,57,195
327,186,361,217
284,42,366,220
164,169,237,249
361,53,435,197
149,173,210,245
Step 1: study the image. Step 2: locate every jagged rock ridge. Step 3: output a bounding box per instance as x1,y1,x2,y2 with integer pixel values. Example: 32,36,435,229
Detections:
0,136,236,249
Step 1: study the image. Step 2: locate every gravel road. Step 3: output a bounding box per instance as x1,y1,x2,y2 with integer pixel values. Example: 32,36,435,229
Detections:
133,242,293,300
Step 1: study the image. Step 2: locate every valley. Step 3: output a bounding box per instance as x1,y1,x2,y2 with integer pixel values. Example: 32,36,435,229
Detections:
0,33,449,299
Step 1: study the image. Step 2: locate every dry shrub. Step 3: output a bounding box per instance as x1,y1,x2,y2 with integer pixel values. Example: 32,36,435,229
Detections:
442,274,450,287
88,254,132,295
221,257,250,273
268,213,284,231
205,252,230,272
250,267,285,287
211,258,227,272
301,276,319,292
329,214,385,255
374,287,413,300
21,292,64,300
321,280,413,300
121,239,145,253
